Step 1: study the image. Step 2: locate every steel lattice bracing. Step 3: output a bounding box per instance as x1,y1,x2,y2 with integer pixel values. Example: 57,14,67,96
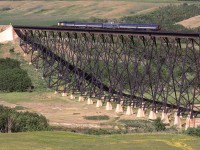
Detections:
13,26,200,118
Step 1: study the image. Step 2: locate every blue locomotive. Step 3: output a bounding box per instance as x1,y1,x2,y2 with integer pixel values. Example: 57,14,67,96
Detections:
57,21,160,31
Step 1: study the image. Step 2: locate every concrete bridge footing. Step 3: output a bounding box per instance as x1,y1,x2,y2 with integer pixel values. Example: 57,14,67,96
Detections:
148,110,157,120
161,112,170,124
61,92,67,97
87,98,93,105
185,117,196,130
106,102,112,110
96,100,103,107
79,96,84,102
115,104,123,113
174,115,182,128
126,106,133,115
137,108,145,118
70,94,75,99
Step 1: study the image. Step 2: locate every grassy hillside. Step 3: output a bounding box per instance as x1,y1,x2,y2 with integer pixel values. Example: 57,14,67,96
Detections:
0,42,47,91
0,1,191,26
121,3,200,31
0,131,199,150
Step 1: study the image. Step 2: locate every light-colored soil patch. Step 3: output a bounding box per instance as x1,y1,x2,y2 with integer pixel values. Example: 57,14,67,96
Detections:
0,101,16,108
0,92,139,128
1,92,200,128
19,93,138,127
176,15,200,28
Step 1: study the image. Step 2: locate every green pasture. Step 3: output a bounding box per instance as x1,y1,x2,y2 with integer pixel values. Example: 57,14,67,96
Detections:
0,92,53,103
0,131,199,150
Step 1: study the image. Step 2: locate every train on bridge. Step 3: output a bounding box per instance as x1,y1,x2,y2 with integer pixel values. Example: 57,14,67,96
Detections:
57,21,161,31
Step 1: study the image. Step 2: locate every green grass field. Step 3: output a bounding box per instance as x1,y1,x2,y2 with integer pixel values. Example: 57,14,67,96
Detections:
0,131,199,150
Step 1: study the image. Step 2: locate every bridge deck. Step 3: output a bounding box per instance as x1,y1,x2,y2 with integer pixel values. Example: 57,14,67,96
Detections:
13,25,200,38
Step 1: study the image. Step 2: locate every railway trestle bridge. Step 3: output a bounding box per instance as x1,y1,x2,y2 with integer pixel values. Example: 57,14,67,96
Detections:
13,26,200,129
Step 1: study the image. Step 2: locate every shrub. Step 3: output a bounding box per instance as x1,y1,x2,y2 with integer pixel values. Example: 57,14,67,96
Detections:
0,105,50,133
153,118,166,131
119,119,155,132
119,119,166,132
0,105,15,133
53,126,127,135
14,105,26,110
12,112,49,132
84,115,109,120
185,126,200,137
0,58,20,70
0,7,12,11
0,58,32,92
9,48,15,53
0,68,32,92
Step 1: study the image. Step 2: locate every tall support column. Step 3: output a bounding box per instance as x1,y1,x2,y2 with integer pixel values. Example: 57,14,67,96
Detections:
79,96,84,102
61,92,67,97
149,110,157,120
115,103,123,113
87,97,93,105
185,113,196,130
161,110,169,124
106,102,112,110
137,102,145,118
126,106,133,115
185,117,196,130
70,94,75,99
174,112,182,128
137,108,145,118
96,100,103,108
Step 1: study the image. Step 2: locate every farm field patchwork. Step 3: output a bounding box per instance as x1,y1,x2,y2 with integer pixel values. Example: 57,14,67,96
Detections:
0,1,183,25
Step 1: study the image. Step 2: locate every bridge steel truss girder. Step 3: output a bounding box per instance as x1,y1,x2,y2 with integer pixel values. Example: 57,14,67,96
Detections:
13,26,200,118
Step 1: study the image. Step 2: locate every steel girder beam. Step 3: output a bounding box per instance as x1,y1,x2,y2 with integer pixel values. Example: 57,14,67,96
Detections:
14,26,200,117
